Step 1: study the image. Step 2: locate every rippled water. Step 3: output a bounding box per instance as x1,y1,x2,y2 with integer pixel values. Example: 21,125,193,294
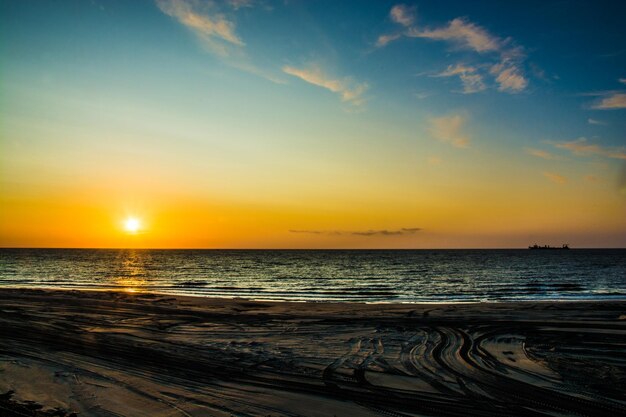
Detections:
1,249,625,302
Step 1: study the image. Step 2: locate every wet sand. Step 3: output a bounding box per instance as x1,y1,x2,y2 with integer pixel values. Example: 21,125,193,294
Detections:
0,289,625,416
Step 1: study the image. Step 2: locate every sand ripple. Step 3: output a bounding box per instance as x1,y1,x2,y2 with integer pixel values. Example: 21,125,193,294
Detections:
1,289,625,416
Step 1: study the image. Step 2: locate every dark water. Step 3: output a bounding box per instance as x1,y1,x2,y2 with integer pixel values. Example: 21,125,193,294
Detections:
0,249,625,302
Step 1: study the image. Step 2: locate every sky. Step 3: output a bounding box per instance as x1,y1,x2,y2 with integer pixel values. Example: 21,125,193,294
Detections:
1,0,625,249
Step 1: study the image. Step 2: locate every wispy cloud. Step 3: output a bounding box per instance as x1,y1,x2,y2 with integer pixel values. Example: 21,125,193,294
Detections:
157,0,243,56
588,118,606,125
390,4,416,27
282,65,368,105
543,172,567,184
353,228,421,236
156,0,283,83
410,18,501,53
489,60,528,92
376,33,402,47
378,6,529,94
433,64,486,94
290,230,327,235
414,91,434,99
587,79,626,109
553,138,626,160
434,64,474,77
290,228,421,236
590,92,626,110
376,4,415,45
429,114,470,148
526,148,556,160
227,0,255,10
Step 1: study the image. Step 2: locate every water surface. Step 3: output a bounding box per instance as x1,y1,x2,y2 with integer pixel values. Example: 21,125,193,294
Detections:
1,249,624,302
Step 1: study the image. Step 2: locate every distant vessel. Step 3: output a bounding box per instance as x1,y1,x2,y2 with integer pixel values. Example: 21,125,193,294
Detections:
528,244,570,250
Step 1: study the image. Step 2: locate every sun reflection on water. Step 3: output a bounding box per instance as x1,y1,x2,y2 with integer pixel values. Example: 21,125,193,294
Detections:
115,249,149,293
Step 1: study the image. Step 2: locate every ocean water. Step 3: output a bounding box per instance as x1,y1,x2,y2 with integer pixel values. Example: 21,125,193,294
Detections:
0,249,625,302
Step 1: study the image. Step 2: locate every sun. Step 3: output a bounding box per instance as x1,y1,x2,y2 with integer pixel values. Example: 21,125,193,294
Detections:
124,217,141,234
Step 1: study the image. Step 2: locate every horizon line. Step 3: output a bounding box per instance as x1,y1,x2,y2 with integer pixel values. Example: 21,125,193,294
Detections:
1,246,625,250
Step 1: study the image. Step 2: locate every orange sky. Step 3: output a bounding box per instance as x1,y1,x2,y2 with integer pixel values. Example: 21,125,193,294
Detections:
1,1,626,248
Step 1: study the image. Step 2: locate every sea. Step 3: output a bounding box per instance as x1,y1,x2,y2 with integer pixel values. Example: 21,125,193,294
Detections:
1,249,625,303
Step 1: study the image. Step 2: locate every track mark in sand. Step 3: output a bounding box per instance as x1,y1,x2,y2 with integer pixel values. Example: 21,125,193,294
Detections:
436,325,626,417
323,336,402,388
323,337,365,387
2,291,626,417
398,330,461,395
160,391,255,417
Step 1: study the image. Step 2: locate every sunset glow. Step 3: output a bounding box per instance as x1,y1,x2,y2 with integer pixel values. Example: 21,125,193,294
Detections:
1,1,625,248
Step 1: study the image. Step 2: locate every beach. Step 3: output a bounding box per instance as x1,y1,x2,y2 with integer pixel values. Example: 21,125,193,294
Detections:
0,289,625,416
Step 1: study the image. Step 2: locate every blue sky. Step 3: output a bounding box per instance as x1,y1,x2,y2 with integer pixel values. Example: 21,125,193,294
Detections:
1,0,625,248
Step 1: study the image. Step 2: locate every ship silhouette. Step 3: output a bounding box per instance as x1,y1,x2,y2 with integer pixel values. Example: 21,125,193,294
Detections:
528,243,570,250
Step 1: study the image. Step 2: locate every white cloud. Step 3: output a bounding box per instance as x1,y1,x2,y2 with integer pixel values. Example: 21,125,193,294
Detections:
429,114,470,148
587,118,606,125
390,4,415,27
591,93,626,109
157,0,243,56
619,78,626,85
282,65,368,105
434,64,486,94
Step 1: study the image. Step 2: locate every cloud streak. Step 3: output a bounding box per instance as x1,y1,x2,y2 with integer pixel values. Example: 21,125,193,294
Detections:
591,93,626,110
429,114,470,148
282,65,368,105
156,0,243,56
376,33,402,47
155,0,284,83
587,80,626,109
526,148,556,160
290,228,422,236
433,64,486,94
553,138,626,160
410,18,501,53
227,0,255,10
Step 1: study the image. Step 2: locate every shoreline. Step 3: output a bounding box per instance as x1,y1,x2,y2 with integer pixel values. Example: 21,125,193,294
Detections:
3,286,626,305
1,288,625,416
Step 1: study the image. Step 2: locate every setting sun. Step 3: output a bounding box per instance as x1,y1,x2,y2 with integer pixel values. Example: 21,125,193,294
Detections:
124,217,141,234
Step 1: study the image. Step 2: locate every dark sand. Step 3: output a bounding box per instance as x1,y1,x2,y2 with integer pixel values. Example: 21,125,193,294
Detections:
0,289,625,416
